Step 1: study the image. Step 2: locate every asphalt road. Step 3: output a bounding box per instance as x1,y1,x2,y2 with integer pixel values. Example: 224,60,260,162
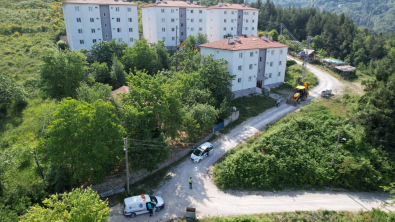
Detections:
110,59,392,221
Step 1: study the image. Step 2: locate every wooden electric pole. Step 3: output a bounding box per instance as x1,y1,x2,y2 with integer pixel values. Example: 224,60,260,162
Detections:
124,138,130,195
331,129,342,168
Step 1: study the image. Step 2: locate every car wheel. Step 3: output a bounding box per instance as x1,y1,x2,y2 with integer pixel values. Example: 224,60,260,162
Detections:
297,98,301,104
156,207,162,212
130,213,136,218
198,159,201,163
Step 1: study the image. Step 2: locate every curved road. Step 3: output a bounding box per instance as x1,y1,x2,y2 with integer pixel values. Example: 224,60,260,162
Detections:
111,59,392,221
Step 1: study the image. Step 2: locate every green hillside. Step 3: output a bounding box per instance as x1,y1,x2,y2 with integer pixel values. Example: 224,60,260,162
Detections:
273,0,395,34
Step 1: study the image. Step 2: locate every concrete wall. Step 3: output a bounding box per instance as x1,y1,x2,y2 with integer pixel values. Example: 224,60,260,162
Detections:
241,10,258,36
263,47,287,86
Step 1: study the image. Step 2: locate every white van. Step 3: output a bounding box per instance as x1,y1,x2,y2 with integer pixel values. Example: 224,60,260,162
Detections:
191,142,214,163
123,194,165,218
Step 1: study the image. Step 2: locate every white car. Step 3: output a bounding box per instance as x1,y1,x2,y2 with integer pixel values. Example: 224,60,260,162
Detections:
191,142,214,163
123,194,165,218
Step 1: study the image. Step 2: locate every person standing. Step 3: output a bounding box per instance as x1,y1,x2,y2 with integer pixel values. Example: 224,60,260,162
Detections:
189,177,194,189
147,202,153,217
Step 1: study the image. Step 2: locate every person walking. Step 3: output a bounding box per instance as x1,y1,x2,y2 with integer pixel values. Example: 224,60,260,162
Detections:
189,177,194,189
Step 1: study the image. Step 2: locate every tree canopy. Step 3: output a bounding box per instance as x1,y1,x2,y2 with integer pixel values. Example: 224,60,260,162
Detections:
122,38,159,75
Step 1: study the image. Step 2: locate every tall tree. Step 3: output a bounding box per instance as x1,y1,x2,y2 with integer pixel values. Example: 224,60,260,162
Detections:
90,39,128,67
76,82,112,104
122,38,158,75
110,56,126,89
44,99,124,184
90,61,110,84
39,50,88,100
19,187,110,222
0,74,27,115
152,40,170,71
196,32,209,45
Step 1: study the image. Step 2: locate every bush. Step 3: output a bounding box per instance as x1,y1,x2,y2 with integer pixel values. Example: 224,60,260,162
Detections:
56,40,67,50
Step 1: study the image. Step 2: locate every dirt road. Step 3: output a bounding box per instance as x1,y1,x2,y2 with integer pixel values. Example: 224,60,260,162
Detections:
110,59,391,221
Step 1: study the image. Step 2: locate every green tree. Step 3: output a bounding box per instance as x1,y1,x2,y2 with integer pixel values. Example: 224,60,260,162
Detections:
268,29,279,41
39,50,88,100
187,103,217,136
19,186,110,222
76,82,112,104
196,32,209,45
0,74,27,115
110,56,126,89
90,61,111,84
90,39,128,67
122,38,158,75
44,99,124,184
153,40,170,71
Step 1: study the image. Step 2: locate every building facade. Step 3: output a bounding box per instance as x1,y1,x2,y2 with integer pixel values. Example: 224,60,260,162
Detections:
63,0,139,50
200,36,289,98
206,3,259,43
141,1,207,48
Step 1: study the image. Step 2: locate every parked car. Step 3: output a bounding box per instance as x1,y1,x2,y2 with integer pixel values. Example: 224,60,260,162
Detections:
123,194,165,218
191,142,214,163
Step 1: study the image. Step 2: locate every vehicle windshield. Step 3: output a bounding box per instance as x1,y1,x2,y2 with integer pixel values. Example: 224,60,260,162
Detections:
193,148,203,156
150,196,157,204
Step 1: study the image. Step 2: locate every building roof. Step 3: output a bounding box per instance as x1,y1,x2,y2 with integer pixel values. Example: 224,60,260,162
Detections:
141,1,207,8
208,3,259,11
199,36,289,51
299,49,315,56
64,0,138,5
335,65,356,72
111,85,131,98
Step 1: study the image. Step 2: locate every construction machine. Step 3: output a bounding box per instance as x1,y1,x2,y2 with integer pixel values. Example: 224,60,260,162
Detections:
286,82,309,106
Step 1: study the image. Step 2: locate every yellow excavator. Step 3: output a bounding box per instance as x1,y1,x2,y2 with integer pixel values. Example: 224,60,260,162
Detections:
286,82,309,106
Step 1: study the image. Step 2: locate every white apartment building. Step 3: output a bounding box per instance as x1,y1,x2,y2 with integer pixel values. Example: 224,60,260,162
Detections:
207,3,259,43
63,0,139,50
200,36,289,98
141,0,207,48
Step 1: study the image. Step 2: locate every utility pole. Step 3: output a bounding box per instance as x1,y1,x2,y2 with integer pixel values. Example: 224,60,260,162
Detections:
175,25,178,71
331,129,342,168
124,138,130,195
301,36,312,82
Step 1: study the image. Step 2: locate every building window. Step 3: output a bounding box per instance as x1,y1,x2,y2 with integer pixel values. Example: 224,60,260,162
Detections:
269,73,272,78
280,49,283,54
127,18,132,22
88,6,93,11
249,64,253,69
191,19,194,22
172,37,175,40
90,18,94,22
128,8,131,12
78,29,82,33
199,10,202,13
162,28,165,32
171,9,174,13
75,6,79,11
259,57,262,62
191,27,194,31
172,28,175,31
77,18,81,22
258,68,261,73
278,72,281,76
80,40,84,44
246,19,248,23
245,27,248,31
224,19,226,23
171,18,175,22
217,51,219,54
231,19,234,23
105,34,108,38
252,27,255,30
181,32,184,36
162,37,166,41
250,52,253,57
91,29,95,33
231,27,233,31
103,12,106,17
115,7,120,12
117,28,121,32
271,50,274,55
270,62,273,67
248,76,252,81
199,19,202,22
129,28,133,32
238,78,242,83
239,52,243,58
161,9,164,13
224,11,227,14
238,65,242,71
253,12,256,15
116,18,120,22
252,20,255,23
232,11,234,14
190,10,194,13
93,39,97,43
162,18,165,22
181,23,184,27
199,27,202,31
130,38,134,42
118,38,122,42
279,61,282,65
104,23,107,28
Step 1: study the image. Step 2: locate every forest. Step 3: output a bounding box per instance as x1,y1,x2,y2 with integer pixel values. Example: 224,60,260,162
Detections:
1,0,395,221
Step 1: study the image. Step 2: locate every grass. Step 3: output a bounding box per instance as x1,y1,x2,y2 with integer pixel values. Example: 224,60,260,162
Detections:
170,209,395,221
220,95,275,134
